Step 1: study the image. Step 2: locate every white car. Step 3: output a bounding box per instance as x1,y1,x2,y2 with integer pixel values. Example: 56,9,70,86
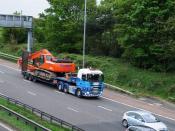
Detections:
122,110,168,131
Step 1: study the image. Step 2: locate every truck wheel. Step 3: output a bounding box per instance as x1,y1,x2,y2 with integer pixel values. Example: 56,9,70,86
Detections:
76,89,82,98
32,77,37,82
57,82,63,92
63,87,68,93
24,74,28,80
28,75,33,81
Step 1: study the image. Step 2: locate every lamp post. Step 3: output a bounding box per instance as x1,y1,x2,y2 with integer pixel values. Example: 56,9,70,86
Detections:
83,0,87,68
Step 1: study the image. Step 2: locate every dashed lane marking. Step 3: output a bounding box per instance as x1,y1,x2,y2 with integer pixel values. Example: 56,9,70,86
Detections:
55,90,65,95
27,91,36,96
0,80,4,83
0,70,4,74
98,106,112,112
23,79,31,83
67,107,79,113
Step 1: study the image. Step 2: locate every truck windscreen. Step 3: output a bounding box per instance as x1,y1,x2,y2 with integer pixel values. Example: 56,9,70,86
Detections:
87,74,104,82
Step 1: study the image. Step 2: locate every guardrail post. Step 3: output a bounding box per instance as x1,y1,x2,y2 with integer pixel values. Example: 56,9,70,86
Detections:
50,116,52,123
41,112,43,120
35,126,37,131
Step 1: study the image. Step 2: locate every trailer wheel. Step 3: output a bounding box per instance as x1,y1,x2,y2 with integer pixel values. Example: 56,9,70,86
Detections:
32,76,37,82
24,73,28,80
28,75,33,81
57,82,63,92
63,87,68,93
76,89,82,98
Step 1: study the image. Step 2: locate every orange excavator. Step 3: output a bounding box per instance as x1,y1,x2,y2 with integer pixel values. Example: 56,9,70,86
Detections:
18,49,76,76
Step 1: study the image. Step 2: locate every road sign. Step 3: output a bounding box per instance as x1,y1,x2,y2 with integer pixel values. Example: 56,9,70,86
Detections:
0,14,33,28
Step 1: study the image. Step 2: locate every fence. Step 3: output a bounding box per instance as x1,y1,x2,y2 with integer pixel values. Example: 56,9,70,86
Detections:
0,93,84,131
0,51,19,61
0,105,51,131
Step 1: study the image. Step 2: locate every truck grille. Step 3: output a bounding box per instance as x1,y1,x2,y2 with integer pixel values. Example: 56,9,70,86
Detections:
92,87,100,94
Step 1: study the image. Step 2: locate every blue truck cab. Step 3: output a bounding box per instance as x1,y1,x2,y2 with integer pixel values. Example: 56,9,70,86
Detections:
56,68,104,98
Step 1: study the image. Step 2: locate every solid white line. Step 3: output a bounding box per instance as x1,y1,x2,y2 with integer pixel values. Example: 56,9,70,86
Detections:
101,96,175,121
27,91,36,96
23,79,31,83
0,70,4,74
0,64,20,72
55,90,65,95
0,122,13,131
98,106,112,112
67,107,79,113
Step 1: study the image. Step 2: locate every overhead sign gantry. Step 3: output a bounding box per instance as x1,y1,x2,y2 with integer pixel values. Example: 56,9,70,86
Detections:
0,14,33,52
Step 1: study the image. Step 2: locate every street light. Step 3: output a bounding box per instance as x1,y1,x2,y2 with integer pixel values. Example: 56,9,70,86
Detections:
83,0,87,68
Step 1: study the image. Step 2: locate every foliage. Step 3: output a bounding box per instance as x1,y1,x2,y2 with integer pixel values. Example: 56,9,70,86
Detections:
114,0,175,71
1,11,27,44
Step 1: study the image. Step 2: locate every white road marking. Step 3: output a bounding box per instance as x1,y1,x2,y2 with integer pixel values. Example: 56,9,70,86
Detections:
0,64,20,72
0,80,4,83
55,90,65,95
148,103,154,106
0,122,13,131
27,91,36,96
154,103,162,106
23,79,31,83
0,70,4,74
0,92,5,96
67,107,79,113
98,106,112,112
101,96,175,121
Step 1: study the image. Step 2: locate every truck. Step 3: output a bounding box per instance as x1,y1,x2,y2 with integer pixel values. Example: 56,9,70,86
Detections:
19,49,104,98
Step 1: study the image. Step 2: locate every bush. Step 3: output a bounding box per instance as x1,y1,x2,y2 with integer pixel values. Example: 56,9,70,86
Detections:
168,84,175,97
146,80,164,91
128,79,144,88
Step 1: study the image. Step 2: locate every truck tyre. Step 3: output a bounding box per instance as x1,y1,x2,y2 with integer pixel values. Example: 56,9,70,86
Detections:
63,87,68,93
32,76,37,82
76,89,82,98
57,82,63,92
28,75,33,81
24,73,28,80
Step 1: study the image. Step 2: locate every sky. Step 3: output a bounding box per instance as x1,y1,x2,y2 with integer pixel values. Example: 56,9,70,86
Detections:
0,0,50,18
0,0,101,18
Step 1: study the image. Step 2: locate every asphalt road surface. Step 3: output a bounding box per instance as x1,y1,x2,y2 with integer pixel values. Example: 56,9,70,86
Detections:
0,60,175,131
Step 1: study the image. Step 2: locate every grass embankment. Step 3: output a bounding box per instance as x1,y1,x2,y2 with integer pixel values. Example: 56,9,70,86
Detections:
0,97,69,131
0,42,175,102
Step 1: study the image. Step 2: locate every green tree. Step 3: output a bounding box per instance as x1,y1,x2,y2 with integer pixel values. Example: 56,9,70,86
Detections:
42,0,85,53
115,0,175,71
2,11,27,44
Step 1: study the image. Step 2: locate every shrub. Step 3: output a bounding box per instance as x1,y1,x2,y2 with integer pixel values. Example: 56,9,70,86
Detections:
146,80,164,91
128,79,144,88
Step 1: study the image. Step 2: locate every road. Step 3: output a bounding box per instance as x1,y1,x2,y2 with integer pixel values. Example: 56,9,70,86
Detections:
0,59,175,131
0,122,13,131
